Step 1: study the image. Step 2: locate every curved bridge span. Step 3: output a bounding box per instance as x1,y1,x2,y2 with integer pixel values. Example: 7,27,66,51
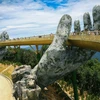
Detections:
0,33,100,51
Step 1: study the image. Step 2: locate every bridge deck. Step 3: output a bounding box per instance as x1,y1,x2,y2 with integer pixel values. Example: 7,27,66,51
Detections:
69,35,100,51
0,35,100,51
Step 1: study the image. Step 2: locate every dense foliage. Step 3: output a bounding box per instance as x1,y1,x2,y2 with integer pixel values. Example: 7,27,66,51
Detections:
40,45,49,56
64,59,100,96
1,46,100,99
77,59,100,95
2,48,38,68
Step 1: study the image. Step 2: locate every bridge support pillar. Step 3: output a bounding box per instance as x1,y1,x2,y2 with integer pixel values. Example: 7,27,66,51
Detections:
36,45,41,61
14,46,16,49
72,70,79,100
18,45,20,49
36,45,38,54
7,46,11,49
29,45,35,52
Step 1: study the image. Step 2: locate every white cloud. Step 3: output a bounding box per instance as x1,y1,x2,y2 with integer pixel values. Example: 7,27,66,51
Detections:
1,24,40,31
0,0,100,39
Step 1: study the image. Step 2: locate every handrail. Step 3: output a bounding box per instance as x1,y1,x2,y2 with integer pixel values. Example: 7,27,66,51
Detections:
0,33,100,51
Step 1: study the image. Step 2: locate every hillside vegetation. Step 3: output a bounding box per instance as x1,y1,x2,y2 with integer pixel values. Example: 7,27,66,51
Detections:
1,47,100,100
2,48,38,68
40,45,100,99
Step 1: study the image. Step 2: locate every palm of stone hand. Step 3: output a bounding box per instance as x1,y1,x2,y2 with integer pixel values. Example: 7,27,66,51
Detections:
12,14,95,100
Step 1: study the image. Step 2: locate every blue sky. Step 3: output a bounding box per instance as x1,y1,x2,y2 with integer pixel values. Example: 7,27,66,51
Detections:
0,0,100,39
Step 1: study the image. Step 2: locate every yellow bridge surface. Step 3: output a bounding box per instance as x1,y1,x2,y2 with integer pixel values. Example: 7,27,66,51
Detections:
0,34,100,51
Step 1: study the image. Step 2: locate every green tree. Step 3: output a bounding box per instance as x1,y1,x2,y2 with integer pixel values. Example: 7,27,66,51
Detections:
3,48,38,68
40,45,49,56
77,59,100,95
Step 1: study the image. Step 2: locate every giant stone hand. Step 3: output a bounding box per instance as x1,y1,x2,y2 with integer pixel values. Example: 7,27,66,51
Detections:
12,14,95,100
93,5,100,30
83,12,92,31
74,20,81,33
0,31,9,60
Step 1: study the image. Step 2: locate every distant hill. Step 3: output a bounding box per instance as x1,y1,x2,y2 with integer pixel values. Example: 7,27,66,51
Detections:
92,52,100,61
22,46,100,61
22,45,42,51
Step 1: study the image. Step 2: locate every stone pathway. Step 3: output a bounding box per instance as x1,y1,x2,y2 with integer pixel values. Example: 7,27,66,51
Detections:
0,74,15,100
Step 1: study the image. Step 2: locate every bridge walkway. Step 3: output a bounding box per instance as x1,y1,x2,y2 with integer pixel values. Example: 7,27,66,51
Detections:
0,32,100,51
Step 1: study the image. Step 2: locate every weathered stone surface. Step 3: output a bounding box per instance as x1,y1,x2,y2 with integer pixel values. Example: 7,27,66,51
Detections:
0,31,9,60
56,14,72,37
12,14,96,100
0,31,9,41
12,65,31,82
12,65,41,100
93,5,100,30
83,12,92,31
74,20,81,33
35,47,95,88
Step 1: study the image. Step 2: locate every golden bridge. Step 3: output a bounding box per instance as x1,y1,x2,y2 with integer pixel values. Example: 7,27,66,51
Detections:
0,31,100,52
